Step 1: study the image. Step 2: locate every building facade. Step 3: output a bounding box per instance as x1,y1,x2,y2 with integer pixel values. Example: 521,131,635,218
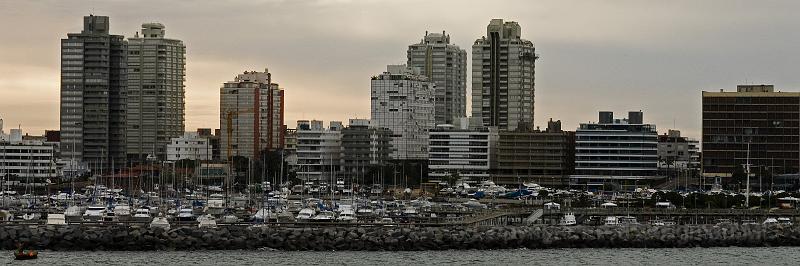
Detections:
657,129,700,170
370,65,435,160
572,111,659,188
60,15,127,172
702,85,800,180
340,119,392,182
126,23,186,162
407,31,467,125
219,69,285,161
471,19,537,131
166,132,212,161
295,120,342,181
428,119,497,183
493,119,575,187
0,129,58,185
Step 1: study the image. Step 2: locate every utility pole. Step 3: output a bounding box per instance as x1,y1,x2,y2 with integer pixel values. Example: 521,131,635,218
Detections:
744,142,751,207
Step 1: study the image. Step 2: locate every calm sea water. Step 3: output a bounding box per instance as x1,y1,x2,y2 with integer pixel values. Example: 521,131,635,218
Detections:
4,247,800,265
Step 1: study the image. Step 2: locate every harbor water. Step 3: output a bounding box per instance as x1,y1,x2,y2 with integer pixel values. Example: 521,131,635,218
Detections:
6,247,800,265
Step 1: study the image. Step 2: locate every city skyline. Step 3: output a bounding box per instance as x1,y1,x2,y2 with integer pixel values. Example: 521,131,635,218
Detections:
2,0,800,138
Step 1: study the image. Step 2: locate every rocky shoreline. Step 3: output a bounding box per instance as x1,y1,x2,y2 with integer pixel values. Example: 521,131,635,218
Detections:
1,224,799,251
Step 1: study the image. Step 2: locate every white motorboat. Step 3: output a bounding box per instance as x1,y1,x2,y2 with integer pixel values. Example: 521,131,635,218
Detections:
64,206,86,222
604,216,620,226
114,204,132,221
47,213,67,225
197,214,217,228
558,212,577,226
618,216,639,225
778,217,793,225
295,208,315,221
132,208,152,222
205,194,226,215
83,206,107,222
150,215,171,230
312,211,336,222
337,208,357,222
402,206,419,217
222,214,238,223
176,207,196,222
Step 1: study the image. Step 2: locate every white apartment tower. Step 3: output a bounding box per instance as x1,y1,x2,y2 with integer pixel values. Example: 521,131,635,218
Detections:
370,65,435,160
472,19,537,131
126,23,186,162
407,31,467,125
219,69,285,161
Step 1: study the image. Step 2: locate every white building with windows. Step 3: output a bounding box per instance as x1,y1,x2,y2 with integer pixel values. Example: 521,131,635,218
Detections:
370,65,435,160
428,119,497,182
0,128,58,184
295,120,342,181
572,111,660,188
167,132,212,161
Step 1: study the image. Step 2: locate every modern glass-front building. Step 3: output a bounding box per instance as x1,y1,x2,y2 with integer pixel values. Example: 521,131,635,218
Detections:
702,85,800,184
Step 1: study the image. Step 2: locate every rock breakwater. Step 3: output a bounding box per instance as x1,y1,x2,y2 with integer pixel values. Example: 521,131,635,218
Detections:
1,224,799,251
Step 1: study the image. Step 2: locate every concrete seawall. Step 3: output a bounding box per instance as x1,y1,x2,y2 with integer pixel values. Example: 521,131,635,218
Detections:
1,224,799,251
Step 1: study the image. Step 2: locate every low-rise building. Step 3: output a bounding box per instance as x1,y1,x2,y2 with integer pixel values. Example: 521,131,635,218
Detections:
167,132,212,161
0,128,58,186
571,111,660,189
428,118,497,183
493,119,575,187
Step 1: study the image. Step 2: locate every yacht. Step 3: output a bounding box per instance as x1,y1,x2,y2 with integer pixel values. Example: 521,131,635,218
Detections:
604,216,620,226
176,207,196,222
295,208,316,221
312,210,336,222
64,206,86,223
618,216,639,225
205,194,226,215
132,208,153,222
197,214,217,228
83,206,107,222
402,206,419,217
777,217,793,225
558,213,577,226
47,213,67,225
114,204,132,221
150,215,171,230
337,208,357,222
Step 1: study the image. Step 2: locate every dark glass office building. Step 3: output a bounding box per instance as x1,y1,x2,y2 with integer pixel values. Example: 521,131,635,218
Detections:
702,85,800,182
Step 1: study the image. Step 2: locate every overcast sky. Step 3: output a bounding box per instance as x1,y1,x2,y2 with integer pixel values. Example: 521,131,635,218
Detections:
1,0,798,139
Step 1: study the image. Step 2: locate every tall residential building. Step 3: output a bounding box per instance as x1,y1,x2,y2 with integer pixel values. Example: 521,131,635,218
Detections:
471,19,537,131
60,15,127,172
295,120,342,181
407,31,467,125
572,111,659,188
370,65,435,160
493,119,576,187
219,69,285,161
340,119,392,182
702,85,800,182
126,23,186,162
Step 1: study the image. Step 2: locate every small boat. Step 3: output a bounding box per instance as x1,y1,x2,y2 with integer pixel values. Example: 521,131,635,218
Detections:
295,208,315,222
312,210,336,222
558,212,577,226
149,215,171,230
14,250,38,260
197,214,217,228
